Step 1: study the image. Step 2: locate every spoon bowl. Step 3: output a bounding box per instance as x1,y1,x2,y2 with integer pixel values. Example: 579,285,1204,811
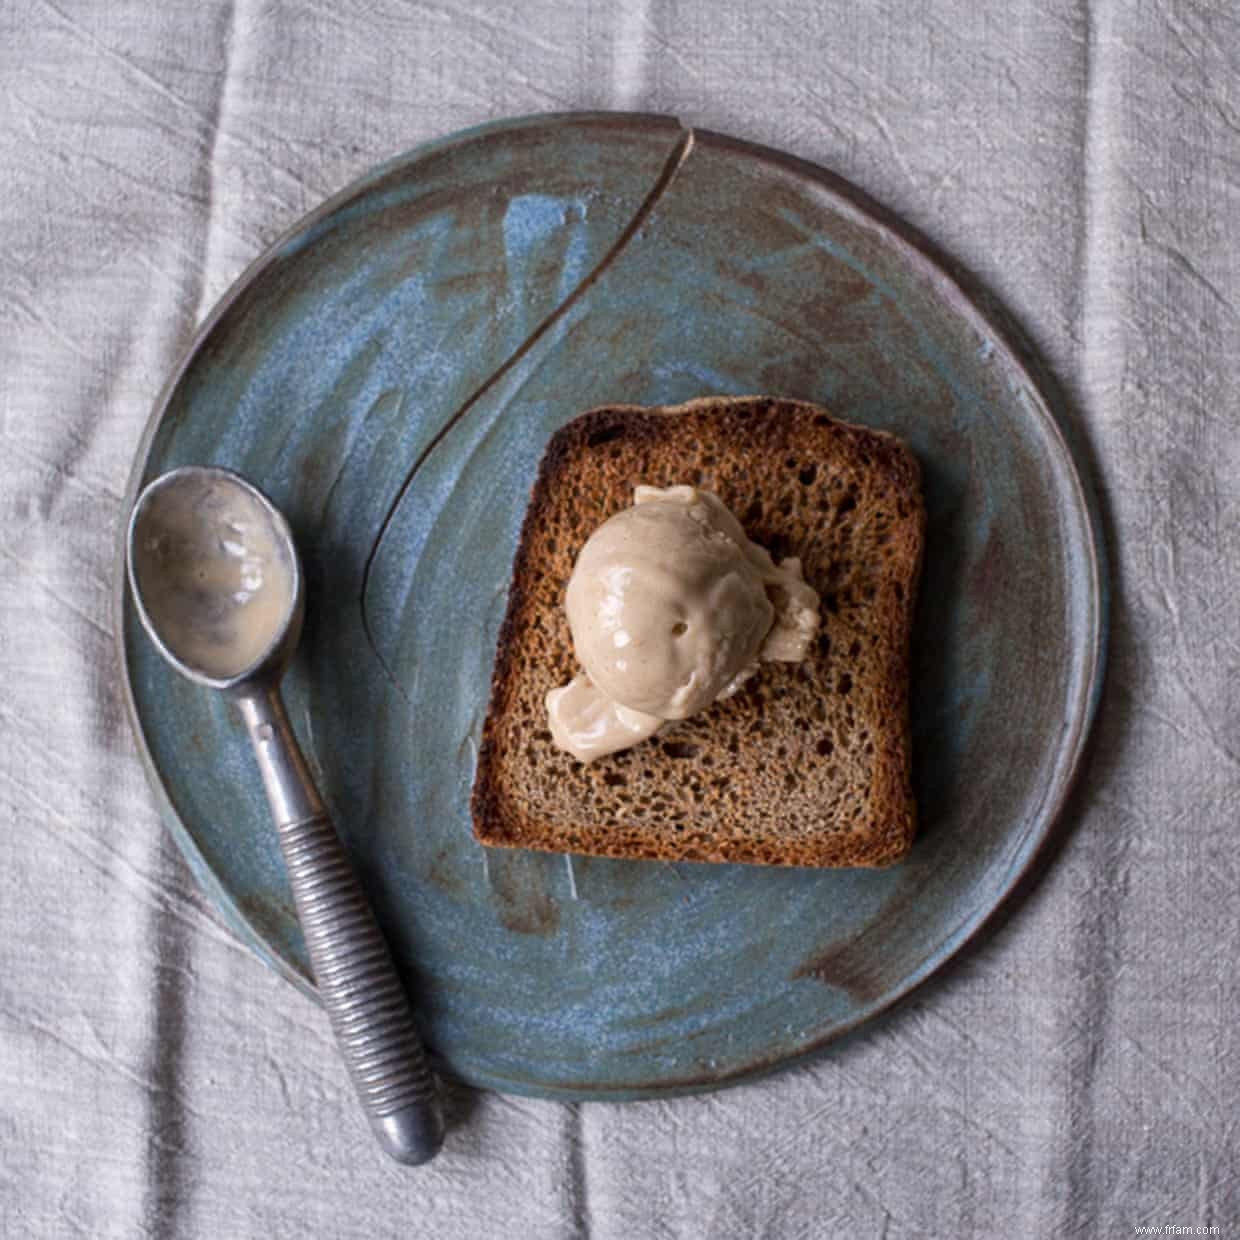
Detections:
127,467,302,690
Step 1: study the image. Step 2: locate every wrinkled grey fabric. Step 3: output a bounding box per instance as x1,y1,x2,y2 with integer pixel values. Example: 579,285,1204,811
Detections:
2,1,1237,1236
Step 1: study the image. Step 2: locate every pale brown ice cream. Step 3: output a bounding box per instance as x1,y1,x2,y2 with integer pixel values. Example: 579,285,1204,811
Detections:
546,485,819,762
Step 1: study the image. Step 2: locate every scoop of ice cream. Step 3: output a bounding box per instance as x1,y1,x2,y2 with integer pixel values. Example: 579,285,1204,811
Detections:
565,487,775,718
546,485,820,763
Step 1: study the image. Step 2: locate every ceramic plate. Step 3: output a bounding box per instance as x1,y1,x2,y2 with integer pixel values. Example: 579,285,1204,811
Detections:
118,113,1106,1099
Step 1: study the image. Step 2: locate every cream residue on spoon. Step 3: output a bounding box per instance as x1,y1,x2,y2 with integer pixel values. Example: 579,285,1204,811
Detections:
132,475,295,681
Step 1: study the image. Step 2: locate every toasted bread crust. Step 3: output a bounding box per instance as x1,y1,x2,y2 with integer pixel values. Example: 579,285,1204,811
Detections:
471,396,925,868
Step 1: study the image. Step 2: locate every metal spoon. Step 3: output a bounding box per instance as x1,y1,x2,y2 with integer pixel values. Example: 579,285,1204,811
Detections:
127,465,444,1166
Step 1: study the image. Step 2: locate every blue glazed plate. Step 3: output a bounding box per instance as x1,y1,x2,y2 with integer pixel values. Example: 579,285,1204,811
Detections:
118,113,1105,1099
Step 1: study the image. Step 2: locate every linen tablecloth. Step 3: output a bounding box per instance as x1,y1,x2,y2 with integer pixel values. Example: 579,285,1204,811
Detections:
2,2,1237,1235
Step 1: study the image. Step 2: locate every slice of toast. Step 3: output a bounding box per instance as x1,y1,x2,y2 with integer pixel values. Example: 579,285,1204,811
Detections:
471,396,925,868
